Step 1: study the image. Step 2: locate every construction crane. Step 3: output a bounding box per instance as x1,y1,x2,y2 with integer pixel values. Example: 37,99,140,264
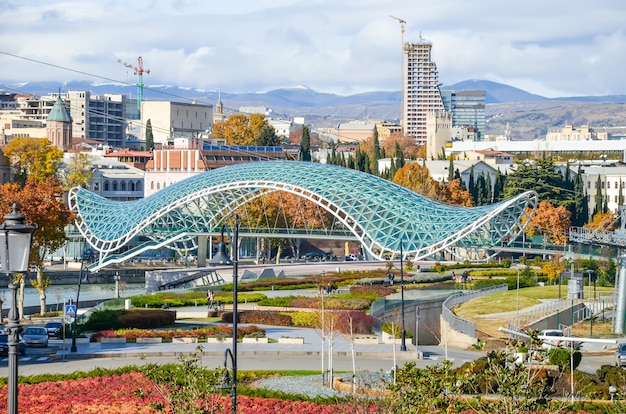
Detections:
117,56,150,116
570,206,626,333
390,15,406,134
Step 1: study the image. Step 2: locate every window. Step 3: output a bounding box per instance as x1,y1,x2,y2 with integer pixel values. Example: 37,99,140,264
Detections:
104,181,109,191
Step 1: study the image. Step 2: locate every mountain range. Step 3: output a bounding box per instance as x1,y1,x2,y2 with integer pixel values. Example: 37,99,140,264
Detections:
3,79,626,140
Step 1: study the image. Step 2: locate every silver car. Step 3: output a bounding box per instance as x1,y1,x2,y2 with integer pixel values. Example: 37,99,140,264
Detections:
23,327,49,348
616,343,626,367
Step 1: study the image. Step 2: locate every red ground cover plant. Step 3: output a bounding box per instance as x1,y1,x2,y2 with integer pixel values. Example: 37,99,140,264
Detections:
0,372,375,413
0,372,165,413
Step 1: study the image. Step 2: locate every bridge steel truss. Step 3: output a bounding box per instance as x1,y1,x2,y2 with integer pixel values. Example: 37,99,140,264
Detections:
68,161,538,271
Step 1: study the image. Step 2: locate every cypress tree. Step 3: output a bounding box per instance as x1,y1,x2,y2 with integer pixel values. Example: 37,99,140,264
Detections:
145,119,154,150
448,157,454,182
594,176,603,217
372,128,381,175
300,126,311,161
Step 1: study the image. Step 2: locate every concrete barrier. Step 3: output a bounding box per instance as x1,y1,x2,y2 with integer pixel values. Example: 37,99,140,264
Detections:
136,337,163,344
100,337,126,344
278,337,304,344
172,337,198,344
243,337,268,344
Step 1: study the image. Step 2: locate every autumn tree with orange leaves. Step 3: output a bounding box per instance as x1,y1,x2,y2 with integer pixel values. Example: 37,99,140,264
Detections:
392,162,473,206
0,177,71,316
525,200,572,245
584,210,617,232
238,191,330,262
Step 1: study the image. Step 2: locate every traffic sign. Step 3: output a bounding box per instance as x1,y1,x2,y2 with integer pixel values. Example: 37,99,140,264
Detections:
65,304,77,317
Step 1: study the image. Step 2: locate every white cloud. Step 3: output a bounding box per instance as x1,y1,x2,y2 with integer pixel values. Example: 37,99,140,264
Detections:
0,0,624,97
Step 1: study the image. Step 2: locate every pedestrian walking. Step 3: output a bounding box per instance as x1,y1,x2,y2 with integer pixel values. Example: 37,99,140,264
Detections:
207,289,214,309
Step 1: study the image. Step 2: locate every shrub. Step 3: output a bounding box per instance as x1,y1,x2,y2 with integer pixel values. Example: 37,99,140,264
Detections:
547,347,581,371
257,296,303,307
238,311,293,326
334,311,374,335
381,322,413,338
349,285,395,299
289,311,320,328
288,297,371,310
117,309,177,329
82,309,125,331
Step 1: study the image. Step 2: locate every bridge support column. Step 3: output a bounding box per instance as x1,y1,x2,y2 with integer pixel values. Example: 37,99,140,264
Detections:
197,235,207,268
615,253,626,334
344,241,350,257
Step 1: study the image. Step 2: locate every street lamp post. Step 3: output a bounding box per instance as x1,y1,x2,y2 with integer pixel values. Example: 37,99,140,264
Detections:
0,204,36,414
209,215,239,413
400,239,406,352
516,270,520,330
114,271,121,299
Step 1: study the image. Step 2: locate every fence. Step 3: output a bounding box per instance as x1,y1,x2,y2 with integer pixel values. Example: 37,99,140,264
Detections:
441,284,508,338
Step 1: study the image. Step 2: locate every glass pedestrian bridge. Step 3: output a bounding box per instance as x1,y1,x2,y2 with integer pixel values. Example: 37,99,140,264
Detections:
68,161,538,271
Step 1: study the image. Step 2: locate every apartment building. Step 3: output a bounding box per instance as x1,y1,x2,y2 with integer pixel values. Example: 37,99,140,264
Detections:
546,125,609,141
402,39,445,143
141,101,213,145
11,91,128,147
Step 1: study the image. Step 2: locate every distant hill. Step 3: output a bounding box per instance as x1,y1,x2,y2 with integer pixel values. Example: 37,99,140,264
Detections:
3,79,626,140
442,79,548,104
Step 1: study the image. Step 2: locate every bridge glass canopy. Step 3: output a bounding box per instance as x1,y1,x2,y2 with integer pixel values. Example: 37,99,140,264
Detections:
69,161,537,269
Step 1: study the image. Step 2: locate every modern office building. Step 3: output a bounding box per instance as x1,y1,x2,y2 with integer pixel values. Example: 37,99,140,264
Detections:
402,39,445,143
441,90,486,140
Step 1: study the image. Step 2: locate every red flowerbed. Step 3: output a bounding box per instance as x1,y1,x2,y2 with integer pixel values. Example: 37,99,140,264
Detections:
0,372,373,413
0,372,163,413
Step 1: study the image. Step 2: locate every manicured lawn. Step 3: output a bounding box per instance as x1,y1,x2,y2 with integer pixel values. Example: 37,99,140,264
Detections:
454,284,615,338
455,285,614,319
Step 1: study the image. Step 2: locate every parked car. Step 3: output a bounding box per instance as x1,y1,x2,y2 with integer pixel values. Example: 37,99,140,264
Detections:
0,334,26,356
539,329,565,350
44,321,63,338
345,254,363,261
616,343,626,367
23,327,48,348
302,252,324,260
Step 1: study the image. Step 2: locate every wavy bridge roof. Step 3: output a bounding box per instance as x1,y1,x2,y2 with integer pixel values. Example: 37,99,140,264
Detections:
69,161,537,267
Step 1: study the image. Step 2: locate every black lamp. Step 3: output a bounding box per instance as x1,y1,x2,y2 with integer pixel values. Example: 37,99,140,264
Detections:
0,203,37,414
208,217,239,413
209,225,233,266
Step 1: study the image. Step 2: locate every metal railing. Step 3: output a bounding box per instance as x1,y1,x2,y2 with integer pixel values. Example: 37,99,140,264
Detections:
441,283,508,338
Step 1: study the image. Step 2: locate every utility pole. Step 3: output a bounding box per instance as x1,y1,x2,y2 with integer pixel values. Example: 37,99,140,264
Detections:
390,15,406,135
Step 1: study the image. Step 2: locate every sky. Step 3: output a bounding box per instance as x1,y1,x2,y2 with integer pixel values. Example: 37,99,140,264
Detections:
0,0,624,98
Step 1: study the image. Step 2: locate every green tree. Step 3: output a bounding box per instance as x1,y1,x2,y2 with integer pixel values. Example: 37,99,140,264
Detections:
594,176,603,216
145,119,154,150
258,125,280,146
299,125,311,161
572,165,589,227
371,128,382,175
504,158,576,214
447,157,454,182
